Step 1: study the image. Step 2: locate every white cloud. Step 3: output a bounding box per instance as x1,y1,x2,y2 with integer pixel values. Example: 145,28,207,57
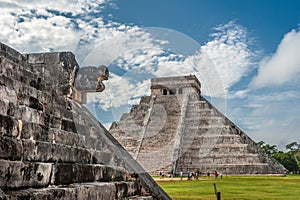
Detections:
82,21,256,103
251,28,300,88
200,21,257,96
0,0,109,53
226,89,300,150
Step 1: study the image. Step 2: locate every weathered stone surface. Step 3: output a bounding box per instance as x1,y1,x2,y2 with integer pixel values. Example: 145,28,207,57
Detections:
75,182,116,200
110,75,287,175
22,140,92,163
21,122,51,141
0,115,19,137
0,42,169,200
5,187,78,200
115,181,140,199
0,136,22,160
0,160,52,189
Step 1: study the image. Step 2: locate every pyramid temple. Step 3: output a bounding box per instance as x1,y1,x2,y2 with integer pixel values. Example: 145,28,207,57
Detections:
110,75,287,175
0,42,170,200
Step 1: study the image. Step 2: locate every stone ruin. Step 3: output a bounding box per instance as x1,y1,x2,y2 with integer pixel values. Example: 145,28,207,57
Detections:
0,42,170,200
110,75,287,175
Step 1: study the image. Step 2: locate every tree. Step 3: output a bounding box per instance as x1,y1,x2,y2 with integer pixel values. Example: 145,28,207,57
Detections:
257,141,300,174
257,141,278,156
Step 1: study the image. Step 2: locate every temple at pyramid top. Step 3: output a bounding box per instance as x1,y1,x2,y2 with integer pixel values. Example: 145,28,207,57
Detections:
150,75,201,96
110,74,287,176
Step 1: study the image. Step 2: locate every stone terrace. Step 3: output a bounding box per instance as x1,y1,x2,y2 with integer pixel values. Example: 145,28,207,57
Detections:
0,42,170,200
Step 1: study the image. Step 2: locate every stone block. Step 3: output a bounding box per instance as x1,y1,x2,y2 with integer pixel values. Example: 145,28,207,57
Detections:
51,163,95,185
115,181,140,199
93,165,105,181
0,136,22,160
74,182,116,200
52,144,92,164
0,43,23,64
0,86,16,104
0,115,19,137
128,196,154,200
21,122,51,142
49,115,61,129
22,140,92,164
0,160,51,189
27,54,45,64
5,187,77,200
53,129,86,148
44,52,60,65
0,75,14,91
91,150,125,166
22,140,52,162
103,166,126,182
61,119,77,133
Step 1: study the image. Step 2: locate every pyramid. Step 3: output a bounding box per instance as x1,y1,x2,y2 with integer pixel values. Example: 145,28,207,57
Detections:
0,42,170,200
110,75,287,175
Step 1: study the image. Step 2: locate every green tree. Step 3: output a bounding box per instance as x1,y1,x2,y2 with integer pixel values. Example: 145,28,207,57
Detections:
257,141,300,174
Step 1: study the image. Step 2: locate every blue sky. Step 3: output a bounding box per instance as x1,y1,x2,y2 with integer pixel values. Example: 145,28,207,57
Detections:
111,0,300,53
0,0,300,150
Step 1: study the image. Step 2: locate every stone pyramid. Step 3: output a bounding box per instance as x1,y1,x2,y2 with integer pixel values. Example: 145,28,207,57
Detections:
0,42,170,200
110,75,287,175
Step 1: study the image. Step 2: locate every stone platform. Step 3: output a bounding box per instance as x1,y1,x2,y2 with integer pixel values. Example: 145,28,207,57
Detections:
0,42,170,200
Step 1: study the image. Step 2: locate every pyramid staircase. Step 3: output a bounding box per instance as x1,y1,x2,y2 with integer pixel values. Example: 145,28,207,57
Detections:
110,76,287,175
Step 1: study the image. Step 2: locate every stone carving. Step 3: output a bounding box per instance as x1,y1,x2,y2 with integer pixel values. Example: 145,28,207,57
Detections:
110,75,287,175
0,42,170,200
73,65,109,104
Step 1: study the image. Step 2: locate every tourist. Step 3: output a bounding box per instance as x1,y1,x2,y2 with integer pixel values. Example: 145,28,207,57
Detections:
170,169,174,179
196,170,200,180
180,171,183,180
214,171,218,179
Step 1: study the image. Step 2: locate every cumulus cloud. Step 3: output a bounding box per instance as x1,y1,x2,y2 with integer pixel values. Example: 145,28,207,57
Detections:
83,21,257,105
0,2,258,124
251,28,300,88
0,0,110,53
200,21,257,95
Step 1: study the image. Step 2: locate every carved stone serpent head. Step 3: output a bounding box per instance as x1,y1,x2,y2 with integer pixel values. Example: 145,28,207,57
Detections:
74,65,109,103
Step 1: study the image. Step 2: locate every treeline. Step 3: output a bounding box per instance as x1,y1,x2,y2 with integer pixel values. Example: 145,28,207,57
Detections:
257,141,300,174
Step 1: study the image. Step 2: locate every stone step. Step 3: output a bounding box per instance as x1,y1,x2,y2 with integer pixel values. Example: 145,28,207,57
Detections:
0,74,74,121
0,114,20,138
129,196,154,200
22,139,92,164
0,160,128,189
184,138,245,146
2,181,142,200
0,160,52,189
0,114,86,148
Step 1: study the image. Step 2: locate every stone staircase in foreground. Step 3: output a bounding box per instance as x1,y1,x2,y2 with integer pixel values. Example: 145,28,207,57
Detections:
0,42,170,200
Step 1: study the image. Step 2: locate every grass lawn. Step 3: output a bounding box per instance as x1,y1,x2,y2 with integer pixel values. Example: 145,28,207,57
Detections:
156,175,300,200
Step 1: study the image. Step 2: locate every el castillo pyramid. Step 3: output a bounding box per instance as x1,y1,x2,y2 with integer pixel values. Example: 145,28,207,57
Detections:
0,42,170,200
110,75,287,175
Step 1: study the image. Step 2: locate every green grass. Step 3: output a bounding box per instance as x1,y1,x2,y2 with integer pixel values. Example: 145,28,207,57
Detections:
156,175,300,200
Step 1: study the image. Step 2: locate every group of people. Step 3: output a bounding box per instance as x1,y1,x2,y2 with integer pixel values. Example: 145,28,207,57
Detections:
179,170,223,180
159,170,223,180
